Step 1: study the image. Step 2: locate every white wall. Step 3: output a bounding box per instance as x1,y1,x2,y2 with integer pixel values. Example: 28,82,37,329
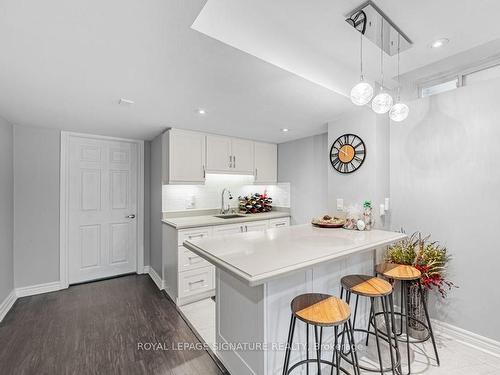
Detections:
0,117,14,303
278,133,328,224
13,125,61,288
390,78,500,341
328,108,390,229
150,135,163,276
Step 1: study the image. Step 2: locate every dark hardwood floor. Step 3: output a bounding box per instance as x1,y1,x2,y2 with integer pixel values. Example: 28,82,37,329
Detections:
0,275,226,375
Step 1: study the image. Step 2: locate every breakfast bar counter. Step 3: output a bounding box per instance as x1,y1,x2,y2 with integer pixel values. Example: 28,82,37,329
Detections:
184,225,405,375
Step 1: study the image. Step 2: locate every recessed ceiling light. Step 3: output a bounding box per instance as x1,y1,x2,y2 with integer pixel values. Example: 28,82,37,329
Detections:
281,128,289,132
430,38,449,48
197,108,206,115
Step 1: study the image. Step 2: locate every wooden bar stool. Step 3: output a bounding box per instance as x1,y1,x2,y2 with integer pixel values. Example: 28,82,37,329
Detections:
340,275,401,375
375,263,440,375
282,293,359,375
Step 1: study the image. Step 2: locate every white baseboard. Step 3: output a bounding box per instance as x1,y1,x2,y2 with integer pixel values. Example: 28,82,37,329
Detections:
144,266,163,290
0,290,17,322
433,319,500,358
15,281,62,298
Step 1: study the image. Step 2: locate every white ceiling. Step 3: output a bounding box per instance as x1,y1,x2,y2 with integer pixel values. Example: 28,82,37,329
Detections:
0,1,499,142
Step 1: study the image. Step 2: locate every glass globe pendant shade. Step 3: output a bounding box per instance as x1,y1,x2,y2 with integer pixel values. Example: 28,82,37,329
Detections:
389,102,409,122
371,90,393,114
350,80,374,106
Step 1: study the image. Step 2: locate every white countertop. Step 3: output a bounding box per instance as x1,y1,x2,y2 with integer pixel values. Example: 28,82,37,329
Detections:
184,224,406,286
162,211,290,229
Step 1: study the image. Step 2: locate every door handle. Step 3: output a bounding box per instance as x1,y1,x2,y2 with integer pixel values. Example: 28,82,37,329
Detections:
126,214,136,219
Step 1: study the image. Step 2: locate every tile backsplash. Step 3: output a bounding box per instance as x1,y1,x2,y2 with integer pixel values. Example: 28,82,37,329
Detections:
162,174,290,212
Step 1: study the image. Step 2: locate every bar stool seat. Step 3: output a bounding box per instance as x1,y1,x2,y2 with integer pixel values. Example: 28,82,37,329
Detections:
292,293,351,326
376,263,421,281
375,263,440,375
283,293,359,375
340,275,400,375
341,275,393,297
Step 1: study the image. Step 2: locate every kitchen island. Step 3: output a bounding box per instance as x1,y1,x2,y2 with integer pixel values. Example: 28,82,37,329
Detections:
184,224,405,375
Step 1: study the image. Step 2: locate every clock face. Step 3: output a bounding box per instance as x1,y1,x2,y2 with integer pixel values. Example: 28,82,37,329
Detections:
330,134,366,174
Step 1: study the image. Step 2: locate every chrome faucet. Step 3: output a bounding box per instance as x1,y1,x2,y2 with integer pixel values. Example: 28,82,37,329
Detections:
220,188,233,214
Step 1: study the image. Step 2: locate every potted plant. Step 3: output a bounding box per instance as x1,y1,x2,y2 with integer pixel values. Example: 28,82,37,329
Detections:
384,232,457,338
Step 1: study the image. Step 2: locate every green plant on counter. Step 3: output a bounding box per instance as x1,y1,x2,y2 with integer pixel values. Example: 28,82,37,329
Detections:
385,232,457,298
363,200,372,209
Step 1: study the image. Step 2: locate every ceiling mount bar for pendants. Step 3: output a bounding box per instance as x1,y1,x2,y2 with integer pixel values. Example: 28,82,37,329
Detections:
345,0,412,56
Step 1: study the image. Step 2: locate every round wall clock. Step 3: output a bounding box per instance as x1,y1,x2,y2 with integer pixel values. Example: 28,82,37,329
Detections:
330,133,366,174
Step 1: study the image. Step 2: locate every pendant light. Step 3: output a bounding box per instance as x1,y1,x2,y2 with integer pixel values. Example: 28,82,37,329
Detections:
350,27,374,106
389,34,409,122
372,20,393,114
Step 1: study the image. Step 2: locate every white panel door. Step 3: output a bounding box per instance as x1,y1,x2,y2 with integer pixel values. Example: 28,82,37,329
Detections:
254,142,277,183
231,138,254,173
68,136,138,284
206,135,232,172
168,129,206,184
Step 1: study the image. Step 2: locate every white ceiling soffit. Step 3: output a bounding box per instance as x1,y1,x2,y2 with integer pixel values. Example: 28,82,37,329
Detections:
0,0,350,142
192,0,500,97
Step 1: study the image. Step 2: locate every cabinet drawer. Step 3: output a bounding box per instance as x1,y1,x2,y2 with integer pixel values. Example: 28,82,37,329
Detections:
178,266,215,298
178,226,212,246
269,217,290,228
178,246,210,272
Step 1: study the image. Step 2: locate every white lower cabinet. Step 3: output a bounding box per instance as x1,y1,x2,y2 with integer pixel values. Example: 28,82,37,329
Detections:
163,216,289,306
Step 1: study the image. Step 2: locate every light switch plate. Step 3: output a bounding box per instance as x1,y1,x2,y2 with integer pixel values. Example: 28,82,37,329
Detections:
336,198,344,211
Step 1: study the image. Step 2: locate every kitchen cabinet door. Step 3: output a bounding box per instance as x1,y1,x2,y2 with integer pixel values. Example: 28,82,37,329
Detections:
231,138,254,173
254,142,277,183
206,135,232,172
165,129,206,184
213,223,244,236
243,220,269,232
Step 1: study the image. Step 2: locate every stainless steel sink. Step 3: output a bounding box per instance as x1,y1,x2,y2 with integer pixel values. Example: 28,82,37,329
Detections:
214,214,245,219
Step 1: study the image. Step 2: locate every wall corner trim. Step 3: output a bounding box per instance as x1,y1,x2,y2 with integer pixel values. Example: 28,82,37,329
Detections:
433,319,500,358
144,266,163,291
15,281,62,298
0,290,17,322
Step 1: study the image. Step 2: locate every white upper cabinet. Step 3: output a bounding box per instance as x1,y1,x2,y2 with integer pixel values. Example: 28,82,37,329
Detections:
206,135,232,172
254,142,277,184
162,129,277,184
163,129,206,184
206,135,254,174
231,138,254,173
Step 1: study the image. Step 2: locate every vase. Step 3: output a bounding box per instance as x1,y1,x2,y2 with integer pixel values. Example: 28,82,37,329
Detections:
363,208,373,230
407,281,428,340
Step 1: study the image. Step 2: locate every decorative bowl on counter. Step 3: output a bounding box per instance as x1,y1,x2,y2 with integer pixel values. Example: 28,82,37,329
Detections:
239,193,272,214
311,215,345,228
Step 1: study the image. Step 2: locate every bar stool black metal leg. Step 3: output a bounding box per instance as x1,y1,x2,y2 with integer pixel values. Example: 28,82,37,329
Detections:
283,314,296,375
388,293,402,375
418,282,440,366
307,324,310,375
370,297,385,375
403,281,411,375
399,282,404,336
347,320,360,375
381,296,396,375
365,299,373,346
315,326,322,375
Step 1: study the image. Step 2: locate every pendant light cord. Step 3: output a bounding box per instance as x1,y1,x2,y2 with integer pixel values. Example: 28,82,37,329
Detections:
380,20,384,88
360,30,363,80
397,34,401,101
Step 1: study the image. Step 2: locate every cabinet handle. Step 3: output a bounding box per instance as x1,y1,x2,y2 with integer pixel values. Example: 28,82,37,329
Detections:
255,168,258,179
203,165,206,178
276,223,286,227
233,155,236,168
188,234,204,239
245,225,248,232
188,279,205,286
229,155,232,168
